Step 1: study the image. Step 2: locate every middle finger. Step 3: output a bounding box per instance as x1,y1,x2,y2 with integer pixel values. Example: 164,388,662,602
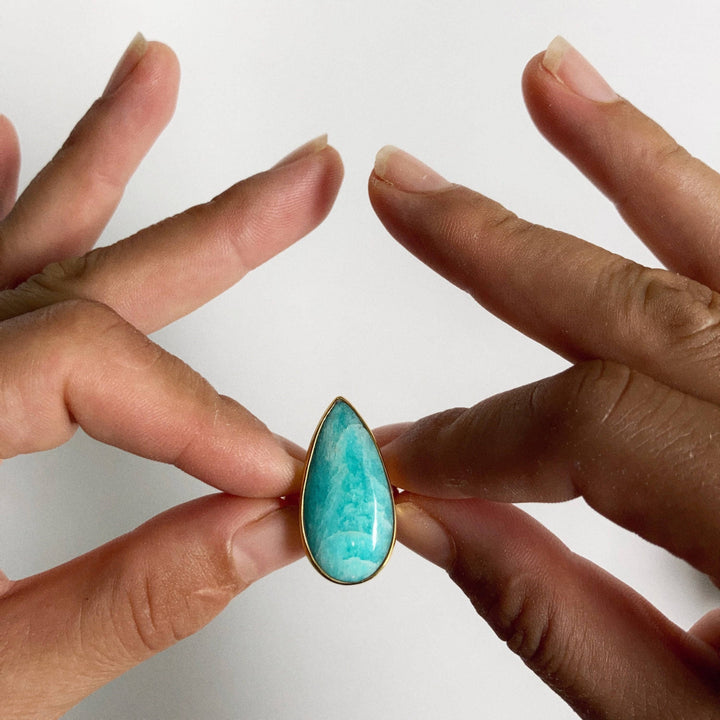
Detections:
0,139,343,333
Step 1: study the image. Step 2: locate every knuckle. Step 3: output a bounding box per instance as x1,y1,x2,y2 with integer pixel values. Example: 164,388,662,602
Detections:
26,251,92,296
122,572,184,656
105,541,237,661
532,361,645,483
615,262,720,356
452,197,531,245
0,253,96,318
613,137,689,208
484,570,568,678
0,299,133,457
532,360,636,445
535,360,697,514
553,359,678,438
47,298,162,370
435,188,534,250
647,136,689,169
21,298,160,381
42,298,126,347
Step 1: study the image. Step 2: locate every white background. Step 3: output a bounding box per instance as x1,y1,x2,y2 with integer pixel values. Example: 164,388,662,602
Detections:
2,1,720,718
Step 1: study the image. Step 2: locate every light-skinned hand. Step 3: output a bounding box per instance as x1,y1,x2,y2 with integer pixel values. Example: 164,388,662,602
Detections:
0,34,343,719
370,37,720,718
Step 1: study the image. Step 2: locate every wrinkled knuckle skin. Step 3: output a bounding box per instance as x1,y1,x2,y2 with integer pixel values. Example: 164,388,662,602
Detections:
46,296,118,328
122,572,189,656
104,545,237,662
619,263,720,359
446,194,531,250
33,299,130,357
611,132,689,209
463,568,569,681
33,299,164,386
0,253,96,320
0,299,132,458
531,359,635,453
48,298,163,369
529,360,672,503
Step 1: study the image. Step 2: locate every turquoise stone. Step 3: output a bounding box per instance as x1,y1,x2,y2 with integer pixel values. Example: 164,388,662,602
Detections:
301,398,395,584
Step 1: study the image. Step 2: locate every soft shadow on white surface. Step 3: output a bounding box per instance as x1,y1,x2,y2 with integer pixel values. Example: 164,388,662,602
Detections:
2,1,720,718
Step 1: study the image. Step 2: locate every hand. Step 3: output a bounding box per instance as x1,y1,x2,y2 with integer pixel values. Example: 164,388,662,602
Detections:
0,35,342,719
369,37,720,717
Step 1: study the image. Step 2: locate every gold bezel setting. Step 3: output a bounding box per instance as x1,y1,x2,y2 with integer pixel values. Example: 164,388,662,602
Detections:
299,397,397,585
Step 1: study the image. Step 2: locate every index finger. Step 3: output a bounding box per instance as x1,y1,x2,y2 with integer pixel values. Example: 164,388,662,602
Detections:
0,299,300,496
369,148,720,406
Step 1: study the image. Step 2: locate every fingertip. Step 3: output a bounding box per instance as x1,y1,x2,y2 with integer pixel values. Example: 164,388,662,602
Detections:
521,46,577,142
258,140,344,243
0,113,20,146
315,143,345,213
524,38,619,105
520,49,551,109
373,421,414,448
102,36,180,122
323,142,345,186
0,113,20,219
523,38,624,153
231,504,304,586
395,495,456,571
134,40,181,119
145,38,181,77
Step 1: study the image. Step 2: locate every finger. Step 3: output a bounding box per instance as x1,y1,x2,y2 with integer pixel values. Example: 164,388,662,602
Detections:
0,35,179,288
523,37,720,290
0,493,302,719
691,610,720,654
0,299,299,496
397,494,720,719
382,360,720,582
369,148,720,406
0,138,344,333
0,115,20,220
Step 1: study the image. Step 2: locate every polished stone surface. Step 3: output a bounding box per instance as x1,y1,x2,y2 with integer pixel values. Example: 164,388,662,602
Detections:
302,398,395,584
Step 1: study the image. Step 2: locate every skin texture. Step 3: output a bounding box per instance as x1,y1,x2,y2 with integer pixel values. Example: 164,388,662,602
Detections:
0,38,343,718
369,40,720,718
6,33,720,720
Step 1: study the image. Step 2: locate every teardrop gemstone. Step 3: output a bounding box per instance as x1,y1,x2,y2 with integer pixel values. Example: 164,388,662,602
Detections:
301,398,396,584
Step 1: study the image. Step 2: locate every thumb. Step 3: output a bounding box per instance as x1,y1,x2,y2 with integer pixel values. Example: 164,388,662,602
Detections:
396,494,720,719
0,494,302,720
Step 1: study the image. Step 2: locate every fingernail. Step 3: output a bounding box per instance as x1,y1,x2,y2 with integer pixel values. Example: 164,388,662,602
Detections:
273,134,328,168
231,505,303,586
542,36,618,103
396,501,456,570
103,32,148,98
374,146,453,193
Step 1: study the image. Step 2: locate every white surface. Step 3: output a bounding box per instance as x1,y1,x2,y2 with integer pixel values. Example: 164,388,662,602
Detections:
1,2,719,718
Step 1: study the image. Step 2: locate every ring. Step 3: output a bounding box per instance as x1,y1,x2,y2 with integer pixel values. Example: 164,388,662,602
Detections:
299,397,396,585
